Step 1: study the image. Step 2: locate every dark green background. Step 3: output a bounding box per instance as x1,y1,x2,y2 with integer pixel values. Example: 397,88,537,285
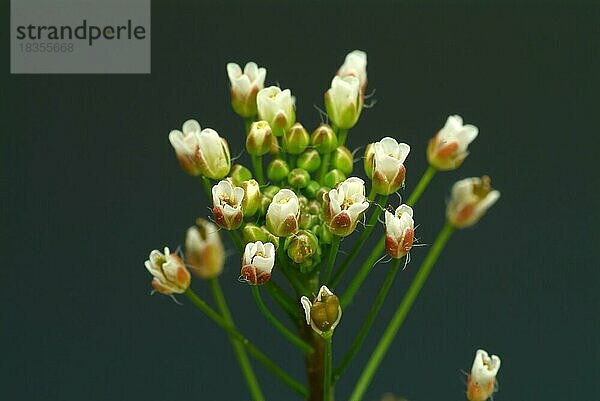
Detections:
3,1,598,400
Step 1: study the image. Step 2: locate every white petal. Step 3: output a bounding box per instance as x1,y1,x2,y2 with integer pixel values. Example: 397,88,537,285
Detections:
300,296,312,325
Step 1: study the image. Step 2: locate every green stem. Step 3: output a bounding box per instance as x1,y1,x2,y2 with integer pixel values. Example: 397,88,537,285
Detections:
340,237,384,308
367,187,377,202
349,222,455,401
331,195,388,288
406,165,437,206
322,236,341,285
333,258,401,381
277,246,309,295
251,286,313,354
183,288,307,397
264,281,298,321
244,117,253,134
289,154,298,170
251,154,265,185
337,128,349,147
201,176,212,199
317,152,332,184
323,336,333,401
209,279,264,401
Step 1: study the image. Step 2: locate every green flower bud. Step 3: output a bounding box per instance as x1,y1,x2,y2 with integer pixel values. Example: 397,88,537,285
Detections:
307,200,322,216
267,159,290,182
304,180,322,199
297,149,321,173
284,230,321,273
259,195,271,217
363,143,375,178
246,121,273,156
315,224,333,245
325,76,363,130
288,168,310,189
229,164,253,186
242,223,267,244
323,169,346,188
240,179,261,217
315,187,329,204
300,213,319,230
262,185,281,200
283,123,310,154
332,146,353,175
311,124,337,154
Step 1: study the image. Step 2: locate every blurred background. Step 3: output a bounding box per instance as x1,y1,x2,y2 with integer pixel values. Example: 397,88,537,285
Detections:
2,1,598,400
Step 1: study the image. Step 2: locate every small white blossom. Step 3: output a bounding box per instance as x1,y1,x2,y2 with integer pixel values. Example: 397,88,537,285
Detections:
240,241,276,285
337,50,367,90
144,247,190,294
384,204,415,259
325,177,369,237
185,219,225,279
447,176,500,228
257,86,296,137
428,115,478,170
227,62,267,117
467,349,501,401
367,137,410,195
266,189,300,237
324,75,363,129
212,180,245,230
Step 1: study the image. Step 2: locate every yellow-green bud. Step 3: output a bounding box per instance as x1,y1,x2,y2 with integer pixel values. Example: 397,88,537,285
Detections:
315,187,329,204
297,149,321,173
267,159,290,182
284,230,321,273
311,124,338,154
300,213,319,231
304,180,321,199
242,223,267,244
316,224,333,245
229,164,253,186
263,185,281,200
332,146,353,175
288,168,310,189
284,123,310,154
363,143,375,178
246,121,273,156
240,179,261,217
323,169,346,188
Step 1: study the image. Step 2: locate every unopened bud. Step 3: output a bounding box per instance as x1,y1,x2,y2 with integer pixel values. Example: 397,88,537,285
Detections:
300,286,342,337
262,185,281,200
288,168,310,189
304,180,322,199
267,159,290,182
447,176,500,228
363,143,375,178
229,164,253,186
257,86,296,137
246,121,273,156
227,62,266,118
283,123,310,154
284,230,321,273
185,219,225,279
323,169,346,189
324,76,363,129
427,115,478,171
370,137,410,195
241,179,261,217
466,349,501,401
311,124,338,154
297,149,321,173
145,247,190,294
266,189,300,237
332,146,353,175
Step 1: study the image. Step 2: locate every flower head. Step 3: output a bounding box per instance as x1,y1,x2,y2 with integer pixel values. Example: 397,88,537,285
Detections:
300,286,342,337
227,62,266,117
447,176,500,228
257,86,296,137
246,121,273,156
325,76,363,129
324,177,370,237
366,137,410,195
427,115,478,170
266,189,300,237
337,50,367,91
168,119,203,176
144,247,190,294
212,180,245,230
466,349,501,401
240,241,276,285
385,204,415,259
185,219,225,279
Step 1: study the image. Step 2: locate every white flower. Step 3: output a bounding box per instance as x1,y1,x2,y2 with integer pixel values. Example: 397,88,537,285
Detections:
447,176,500,228
246,121,273,156
168,119,203,176
337,50,367,90
368,137,410,195
384,204,415,259
240,241,276,285
266,189,300,237
325,177,370,237
467,349,501,401
212,180,245,230
257,86,296,136
185,219,225,279
144,247,190,294
227,62,267,117
324,75,363,129
300,285,342,337
428,115,479,170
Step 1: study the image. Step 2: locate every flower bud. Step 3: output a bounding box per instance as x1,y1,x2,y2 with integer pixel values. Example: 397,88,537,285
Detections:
185,219,224,279
242,223,280,249
311,124,338,154
145,247,190,294
427,115,478,171
315,224,333,245
262,185,281,200
300,286,342,337
337,50,368,92
266,189,300,237
332,146,353,175
240,241,276,285
284,230,321,272
229,164,253,186
447,176,500,228
246,121,273,156
267,159,290,182
324,177,369,237
363,142,375,178
323,169,346,189
315,187,329,205
168,119,204,176
227,62,266,118
304,180,322,199
283,123,310,154
466,349,501,401
297,149,321,173
325,76,363,130
241,179,261,217
212,180,244,230
257,86,296,137
288,168,311,189
369,137,410,195
384,205,415,259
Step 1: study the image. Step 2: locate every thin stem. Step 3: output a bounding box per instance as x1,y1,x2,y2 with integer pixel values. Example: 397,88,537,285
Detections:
322,236,341,284
333,258,401,381
289,154,298,170
331,195,388,288
277,245,309,295
184,288,307,397
264,281,298,321
201,176,212,199
340,237,384,308
337,128,349,147
251,154,265,185
251,286,314,354
349,222,455,401
317,152,332,184
209,279,264,401
406,165,437,206
244,117,253,134
323,336,332,401
367,187,377,202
